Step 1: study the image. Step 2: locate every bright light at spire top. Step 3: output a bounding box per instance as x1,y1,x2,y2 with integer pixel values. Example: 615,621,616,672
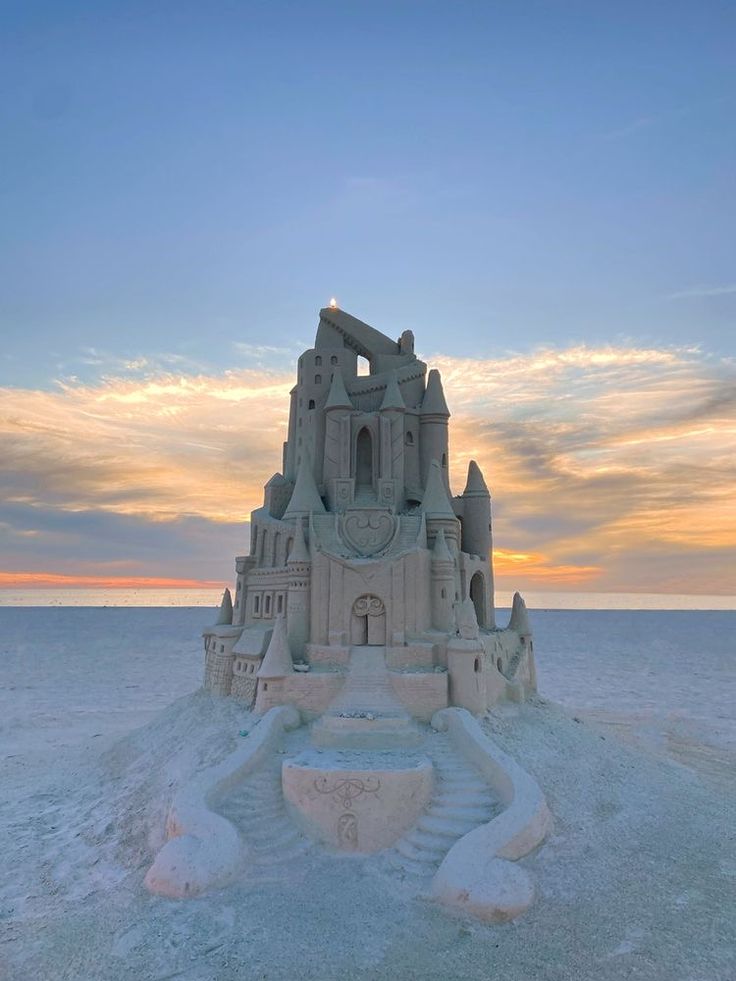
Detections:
329,297,338,309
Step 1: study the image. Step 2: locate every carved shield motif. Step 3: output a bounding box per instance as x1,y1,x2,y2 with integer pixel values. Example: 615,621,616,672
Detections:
340,509,397,556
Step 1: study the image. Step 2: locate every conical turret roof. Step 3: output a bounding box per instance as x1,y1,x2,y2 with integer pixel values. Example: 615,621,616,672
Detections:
432,527,452,562
463,459,489,496
509,592,532,636
257,616,293,678
287,517,310,563
215,588,233,625
422,460,456,518
380,372,405,411
283,450,326,519
324,370,353,410
420,369,450,417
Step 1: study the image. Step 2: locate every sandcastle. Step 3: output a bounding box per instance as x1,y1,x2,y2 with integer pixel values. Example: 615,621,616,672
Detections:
146,306,551,921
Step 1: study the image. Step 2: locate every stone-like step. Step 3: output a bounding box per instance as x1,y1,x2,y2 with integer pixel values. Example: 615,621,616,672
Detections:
402,828,457,852
396,839,446,863
417,814,480,838
387,733,499,878
428,802,494,822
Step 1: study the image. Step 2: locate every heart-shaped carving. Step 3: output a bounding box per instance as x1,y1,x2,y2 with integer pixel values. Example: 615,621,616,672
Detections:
341,509,397,557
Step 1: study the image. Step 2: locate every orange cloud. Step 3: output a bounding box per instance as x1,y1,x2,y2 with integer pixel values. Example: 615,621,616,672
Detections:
493,549,602,586
1,341,734,593
0,571,225,589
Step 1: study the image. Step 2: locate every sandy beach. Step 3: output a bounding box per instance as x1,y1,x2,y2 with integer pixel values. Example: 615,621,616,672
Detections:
1,607,734,980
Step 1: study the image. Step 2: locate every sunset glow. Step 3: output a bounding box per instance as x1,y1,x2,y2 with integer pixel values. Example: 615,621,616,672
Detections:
1,341,733,594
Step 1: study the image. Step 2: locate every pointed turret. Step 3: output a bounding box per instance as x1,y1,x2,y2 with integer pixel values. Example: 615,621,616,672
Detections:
215,588,233,625
287,517,310,564
257,616,294,678
463,459,489,496
283,450,326,520
422,460,456,518
380,372,405,412
420,369,450,417
325,370,352,410
508,592,532,636
432,527,452,562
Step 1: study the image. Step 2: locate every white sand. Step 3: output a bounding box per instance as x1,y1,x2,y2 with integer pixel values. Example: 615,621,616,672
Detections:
1,608,734,980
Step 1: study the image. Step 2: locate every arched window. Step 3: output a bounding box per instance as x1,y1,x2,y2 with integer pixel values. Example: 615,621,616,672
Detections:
470,571,486,628
330,355,338,365
315,374,322,384
405,431,414,445
315,355,322,366
441,452,447,468
355,427,373,487
308,399,315,409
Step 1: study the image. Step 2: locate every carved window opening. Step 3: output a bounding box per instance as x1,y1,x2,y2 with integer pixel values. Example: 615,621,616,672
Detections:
441,588,446,599
277,594,284,613
474,657,481,673
265,594,272,616
441,452,447,468
357,355,370,376
220,644,225,653
254,594,261,615
497,657,503,672
251,526,258,555
315,374,322,384
315,356,322,366
355,426,373,488
470,571,486,628
308,399,315,409
331,355,338,365
405,430,414,445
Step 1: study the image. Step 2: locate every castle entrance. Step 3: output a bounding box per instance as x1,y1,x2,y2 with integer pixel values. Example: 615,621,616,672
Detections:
350,595,386,646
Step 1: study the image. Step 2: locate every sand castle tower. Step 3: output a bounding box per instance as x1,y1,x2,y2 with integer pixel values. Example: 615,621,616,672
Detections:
151,306,551,920
203,305,536,716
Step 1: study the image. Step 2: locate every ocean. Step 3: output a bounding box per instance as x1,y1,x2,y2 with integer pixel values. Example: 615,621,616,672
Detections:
1,588,734,609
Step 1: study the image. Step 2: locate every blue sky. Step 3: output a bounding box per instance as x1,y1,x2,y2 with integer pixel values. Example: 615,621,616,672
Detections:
1,2,734,594
1,1,735,387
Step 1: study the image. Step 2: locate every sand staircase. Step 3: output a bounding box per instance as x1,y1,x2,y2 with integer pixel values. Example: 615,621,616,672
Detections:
326,646,408,717
387,735,498,879
311,646,423,748
217,751,312,877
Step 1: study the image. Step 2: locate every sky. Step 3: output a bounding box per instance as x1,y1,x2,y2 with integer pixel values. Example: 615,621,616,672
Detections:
1,1,735,595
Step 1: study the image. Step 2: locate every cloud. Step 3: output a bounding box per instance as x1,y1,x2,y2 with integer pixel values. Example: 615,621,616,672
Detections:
667,285,736,300
1,341,734,593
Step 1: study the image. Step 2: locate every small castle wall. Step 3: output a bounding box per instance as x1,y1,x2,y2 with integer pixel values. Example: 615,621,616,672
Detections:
204,651,235,696
390,671,448,721
309,549,432,648
285,673,346,719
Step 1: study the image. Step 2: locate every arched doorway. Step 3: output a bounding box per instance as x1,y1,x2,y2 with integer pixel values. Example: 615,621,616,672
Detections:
350,595,386,646
355,427,373,489
469,571,486,628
